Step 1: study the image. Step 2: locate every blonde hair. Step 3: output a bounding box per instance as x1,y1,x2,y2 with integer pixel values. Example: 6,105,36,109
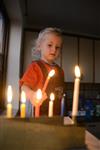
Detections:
32,27,63,60
33,27,63,54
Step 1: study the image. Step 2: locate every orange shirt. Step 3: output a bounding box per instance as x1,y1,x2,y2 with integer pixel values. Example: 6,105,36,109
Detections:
20,61,44,90
20,60,64,91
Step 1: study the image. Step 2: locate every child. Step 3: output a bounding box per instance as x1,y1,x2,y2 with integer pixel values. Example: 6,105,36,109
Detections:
20,27,65,116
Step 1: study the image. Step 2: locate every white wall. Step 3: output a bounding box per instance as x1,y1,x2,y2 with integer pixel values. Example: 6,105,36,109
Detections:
6,20,23,112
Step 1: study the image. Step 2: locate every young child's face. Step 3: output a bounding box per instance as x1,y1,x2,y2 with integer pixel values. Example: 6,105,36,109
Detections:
40,33,62,64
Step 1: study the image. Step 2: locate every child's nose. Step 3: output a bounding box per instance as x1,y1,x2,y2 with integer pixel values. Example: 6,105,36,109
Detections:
52,46,56,53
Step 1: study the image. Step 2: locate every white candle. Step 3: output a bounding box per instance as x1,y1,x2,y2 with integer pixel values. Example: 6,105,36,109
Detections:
42,69,55,93
7,85,13,118
72,65,81,121
48,93,55,117
20,91,26,118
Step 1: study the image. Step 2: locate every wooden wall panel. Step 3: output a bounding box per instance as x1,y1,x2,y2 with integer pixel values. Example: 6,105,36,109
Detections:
62,36,78,82
79,38,93,82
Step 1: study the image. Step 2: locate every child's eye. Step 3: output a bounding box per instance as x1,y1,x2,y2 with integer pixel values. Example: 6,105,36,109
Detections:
48,44,52,47
56,46,61,50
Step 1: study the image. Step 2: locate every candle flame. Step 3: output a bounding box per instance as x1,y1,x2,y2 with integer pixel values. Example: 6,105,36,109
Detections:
7,85,12,103
37,89,42,100
75,65,81,78
49,69,55,77
21,91,26,103
50,93,55,101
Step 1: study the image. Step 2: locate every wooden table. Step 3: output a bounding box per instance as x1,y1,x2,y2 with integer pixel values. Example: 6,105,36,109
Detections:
0,117,99,150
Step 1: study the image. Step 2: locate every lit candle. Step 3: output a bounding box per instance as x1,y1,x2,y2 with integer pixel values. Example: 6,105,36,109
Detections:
35,89,42,118
48,93,55,117
20,91,26,118
61,94,66,116
7,85,13,118
72,65,81,123
42,69,55,93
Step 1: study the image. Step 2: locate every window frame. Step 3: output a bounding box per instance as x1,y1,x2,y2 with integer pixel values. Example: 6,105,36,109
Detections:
0,2,10,110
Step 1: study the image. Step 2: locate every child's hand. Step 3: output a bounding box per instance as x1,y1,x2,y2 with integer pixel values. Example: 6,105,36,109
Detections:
32,91,47,107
